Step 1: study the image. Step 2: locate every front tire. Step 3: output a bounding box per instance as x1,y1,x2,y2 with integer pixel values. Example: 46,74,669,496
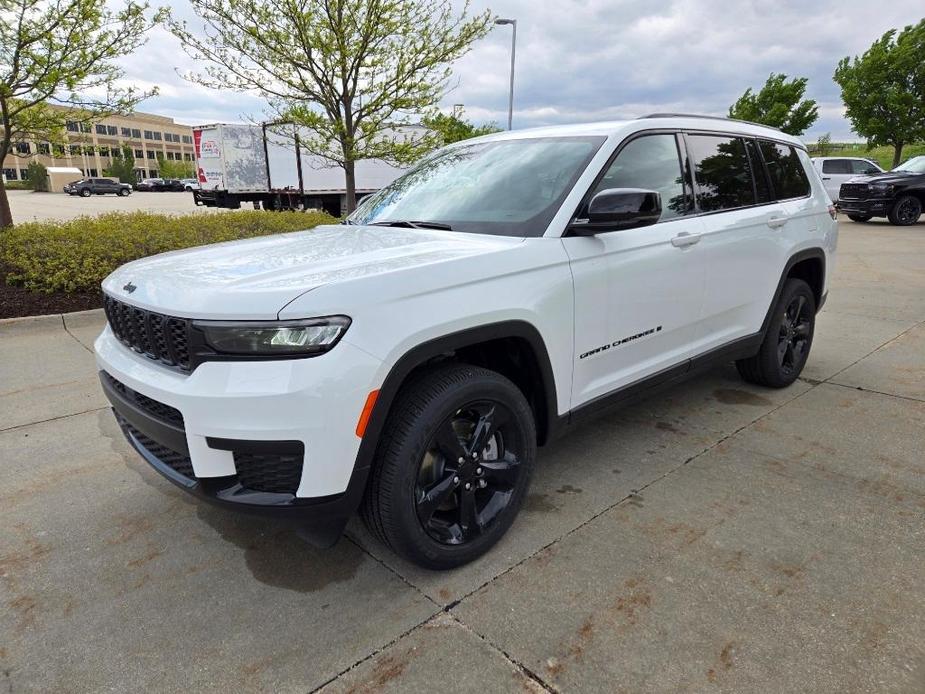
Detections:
362,364,536,569
80,188,91,197
888,195,922,226
736,278,816,388
846,213,872,223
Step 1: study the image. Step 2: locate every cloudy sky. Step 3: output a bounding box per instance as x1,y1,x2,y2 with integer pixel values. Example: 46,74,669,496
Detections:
117,0,924,142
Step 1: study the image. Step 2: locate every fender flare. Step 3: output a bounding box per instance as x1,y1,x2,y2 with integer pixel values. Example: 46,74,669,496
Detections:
352,320,559,477
759,247,826,338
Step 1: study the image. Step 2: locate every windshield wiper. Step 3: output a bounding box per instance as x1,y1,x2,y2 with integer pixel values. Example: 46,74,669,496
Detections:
368,220,453,231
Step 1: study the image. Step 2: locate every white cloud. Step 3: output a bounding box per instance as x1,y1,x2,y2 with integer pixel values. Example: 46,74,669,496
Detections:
113,0,924,141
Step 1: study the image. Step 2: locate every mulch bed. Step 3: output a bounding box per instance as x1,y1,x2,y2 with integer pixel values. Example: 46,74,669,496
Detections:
0,266,101,319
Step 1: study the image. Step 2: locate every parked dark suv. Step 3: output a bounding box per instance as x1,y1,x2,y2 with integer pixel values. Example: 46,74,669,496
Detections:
838,156,925,225
135,178,185,192
64,178,132,197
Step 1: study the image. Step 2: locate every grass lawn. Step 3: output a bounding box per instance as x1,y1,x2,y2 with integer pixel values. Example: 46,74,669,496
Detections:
808,142,925,170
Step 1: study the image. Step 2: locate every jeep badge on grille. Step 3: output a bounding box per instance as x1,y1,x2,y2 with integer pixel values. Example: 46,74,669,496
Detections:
123,282,137,294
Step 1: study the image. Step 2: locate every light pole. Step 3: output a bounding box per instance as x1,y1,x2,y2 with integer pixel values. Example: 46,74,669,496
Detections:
494,18,516,130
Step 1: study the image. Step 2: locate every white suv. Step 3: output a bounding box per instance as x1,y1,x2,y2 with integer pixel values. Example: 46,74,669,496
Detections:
95,115,837,568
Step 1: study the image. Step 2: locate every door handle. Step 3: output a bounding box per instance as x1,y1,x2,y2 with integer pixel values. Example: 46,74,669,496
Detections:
670,232,701,248
821,177,831,180
767,216,788,229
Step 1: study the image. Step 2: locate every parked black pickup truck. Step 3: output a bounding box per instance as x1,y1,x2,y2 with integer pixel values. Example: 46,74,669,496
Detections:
838,156,925,225
64,178,132,197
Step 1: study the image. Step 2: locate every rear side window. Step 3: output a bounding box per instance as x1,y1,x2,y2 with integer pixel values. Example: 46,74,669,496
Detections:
822,159,851,174
589,133,690,222
745,139,771,203
687,135,755,211
759,141,810,199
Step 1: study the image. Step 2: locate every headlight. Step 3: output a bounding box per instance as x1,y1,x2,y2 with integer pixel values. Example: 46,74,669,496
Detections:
193,316,351,356
868,183,894,195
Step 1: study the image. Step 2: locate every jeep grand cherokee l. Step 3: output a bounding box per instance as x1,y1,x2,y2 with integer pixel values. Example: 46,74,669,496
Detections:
838,155,925,225
95,115,837,569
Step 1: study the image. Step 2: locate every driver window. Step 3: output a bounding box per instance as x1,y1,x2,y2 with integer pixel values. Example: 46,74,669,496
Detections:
589,134,688,222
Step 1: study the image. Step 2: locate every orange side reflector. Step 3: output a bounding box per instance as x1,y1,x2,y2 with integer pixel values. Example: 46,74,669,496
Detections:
356,390,380,438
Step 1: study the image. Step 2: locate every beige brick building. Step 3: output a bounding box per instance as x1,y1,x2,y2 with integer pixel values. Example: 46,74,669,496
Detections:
1,110,195,183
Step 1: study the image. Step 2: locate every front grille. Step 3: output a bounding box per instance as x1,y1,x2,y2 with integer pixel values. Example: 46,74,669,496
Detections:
104,295,191,371
839,183,868,200
102,372,184,428
234,451,304,494
120,417,195,480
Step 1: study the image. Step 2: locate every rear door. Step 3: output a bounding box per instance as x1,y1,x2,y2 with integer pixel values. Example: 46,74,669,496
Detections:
819,159,852,201
688,133,792,352
563,131,707,407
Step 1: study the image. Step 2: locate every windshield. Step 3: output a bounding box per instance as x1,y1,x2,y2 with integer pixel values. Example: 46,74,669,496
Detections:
892,156,925,174
349,136,605,237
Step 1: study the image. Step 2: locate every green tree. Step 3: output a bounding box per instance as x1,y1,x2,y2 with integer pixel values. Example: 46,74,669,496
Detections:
0,0,160,227
25,159,46,190
728,73,818,136
815,132,833,156
168,0,493,212
422,108,501,146
834,20,925,168
103,145,137,183
155,153,194,179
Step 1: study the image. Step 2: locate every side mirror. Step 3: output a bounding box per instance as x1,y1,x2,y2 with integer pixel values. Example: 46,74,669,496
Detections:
571,188,662,235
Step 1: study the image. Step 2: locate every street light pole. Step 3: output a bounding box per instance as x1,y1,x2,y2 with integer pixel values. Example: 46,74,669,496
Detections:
494,18,516,130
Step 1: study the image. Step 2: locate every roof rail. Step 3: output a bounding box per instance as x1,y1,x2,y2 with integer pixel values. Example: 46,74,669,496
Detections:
641,113,783,132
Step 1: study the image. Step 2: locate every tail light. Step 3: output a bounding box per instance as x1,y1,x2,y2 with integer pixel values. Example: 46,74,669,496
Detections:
827,204,837,220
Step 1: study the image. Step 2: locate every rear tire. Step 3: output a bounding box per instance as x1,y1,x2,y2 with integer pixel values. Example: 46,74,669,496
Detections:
361,363,535,569
736,278,816,388
888,195,922,226
846,213,871,223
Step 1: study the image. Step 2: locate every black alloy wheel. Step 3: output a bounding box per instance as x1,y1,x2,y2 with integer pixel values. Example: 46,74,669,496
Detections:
889,195,922,226
777,294,812,377
362,363,536,569
415,400,522,545
736,278,815,388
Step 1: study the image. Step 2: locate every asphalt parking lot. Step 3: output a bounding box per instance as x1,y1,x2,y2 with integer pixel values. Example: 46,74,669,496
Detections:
6,189,226,222
1,218,923,693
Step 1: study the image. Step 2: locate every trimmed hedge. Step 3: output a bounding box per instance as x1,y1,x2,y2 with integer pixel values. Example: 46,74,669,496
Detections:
0,210,336,293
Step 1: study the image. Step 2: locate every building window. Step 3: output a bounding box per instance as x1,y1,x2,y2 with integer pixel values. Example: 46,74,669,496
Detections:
134,168,146,179
20,168,29,180
66,121,79,132
95,124,107,135
131,128,141,138
143,130,153,140
38,143,50,155
153,131,162,141
146,150,155,159
184,153,192,161
121,127,132,137
14,142,31,154
80,123,91,133
99,146,110,157
2,168,18,180
83,145,95,155
182,135,192,144
134,149,144,158
107,125,118,136
69,145,81,155
53,144,66,157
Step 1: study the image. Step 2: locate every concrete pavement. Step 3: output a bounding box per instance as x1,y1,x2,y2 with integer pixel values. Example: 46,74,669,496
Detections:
1,218,923,693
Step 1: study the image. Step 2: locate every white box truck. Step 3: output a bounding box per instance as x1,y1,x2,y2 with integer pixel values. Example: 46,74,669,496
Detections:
192,122,416,216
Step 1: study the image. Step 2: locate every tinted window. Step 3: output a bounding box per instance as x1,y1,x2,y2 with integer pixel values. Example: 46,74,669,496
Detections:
759,141,810,199
589,134,688,221
851,159,879,175
688,135,754,211
822,159,851,174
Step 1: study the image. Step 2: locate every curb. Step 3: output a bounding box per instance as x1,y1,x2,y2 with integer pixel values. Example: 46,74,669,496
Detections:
0,308,104,335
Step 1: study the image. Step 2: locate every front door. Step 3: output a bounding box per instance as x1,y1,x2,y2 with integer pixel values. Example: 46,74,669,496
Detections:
563,132,707,409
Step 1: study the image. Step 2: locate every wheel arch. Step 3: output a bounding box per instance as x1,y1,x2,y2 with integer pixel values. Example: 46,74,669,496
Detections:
760,248,826,338
353,321,559,478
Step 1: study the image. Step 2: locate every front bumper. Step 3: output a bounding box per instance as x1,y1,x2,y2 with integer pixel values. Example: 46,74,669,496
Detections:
95,326,383,538
837,197,893,216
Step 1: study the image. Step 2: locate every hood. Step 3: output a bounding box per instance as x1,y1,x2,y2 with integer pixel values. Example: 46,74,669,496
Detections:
847,171,923,185
101,224,523,319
